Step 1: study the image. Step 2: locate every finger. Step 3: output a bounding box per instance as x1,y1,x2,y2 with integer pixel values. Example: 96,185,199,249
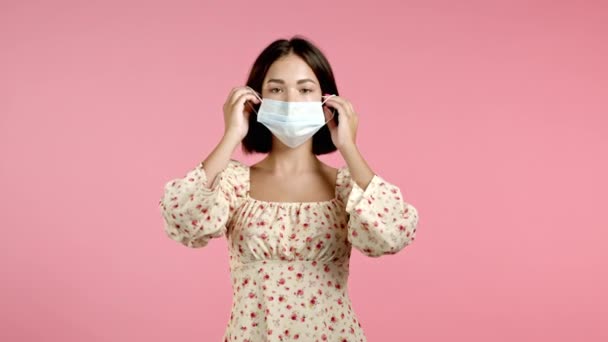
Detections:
229,87,251,105
345,101,356,118
228,86,242,97
339,99,356,120
325,95,356,117
323,98,349,119
225,87,244,106
244,97,260,115
226,87,243,104
245,86,263,101
236,93,261,113
230,87,258,106
321,94,336,103
224,87,241,106
236,92,260,106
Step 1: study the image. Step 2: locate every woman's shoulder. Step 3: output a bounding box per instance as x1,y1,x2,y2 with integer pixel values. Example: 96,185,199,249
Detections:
337,165,351,183
213,159,248,200
226,158,249,169
225,159,250,179
332,164,354,205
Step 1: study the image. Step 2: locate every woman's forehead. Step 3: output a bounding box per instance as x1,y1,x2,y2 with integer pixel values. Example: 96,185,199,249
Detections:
264,55,318,84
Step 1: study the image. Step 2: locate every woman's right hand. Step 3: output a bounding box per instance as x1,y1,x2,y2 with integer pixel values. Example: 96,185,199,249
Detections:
222,86,261,141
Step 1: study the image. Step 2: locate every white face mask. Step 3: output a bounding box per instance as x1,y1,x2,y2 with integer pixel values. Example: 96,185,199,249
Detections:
249,94,335,148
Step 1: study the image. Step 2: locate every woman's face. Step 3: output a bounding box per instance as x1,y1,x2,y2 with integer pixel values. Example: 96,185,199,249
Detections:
261,53,322,102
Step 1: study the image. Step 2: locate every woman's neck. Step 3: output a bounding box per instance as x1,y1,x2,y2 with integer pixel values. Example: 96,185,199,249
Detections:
261,140,320,174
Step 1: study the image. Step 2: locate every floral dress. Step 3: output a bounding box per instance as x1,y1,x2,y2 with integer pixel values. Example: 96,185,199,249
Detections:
159,159,419,342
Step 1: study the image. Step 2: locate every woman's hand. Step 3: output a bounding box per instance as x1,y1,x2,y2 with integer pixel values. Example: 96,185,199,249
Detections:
222,86,260,141
323,95,375,190
322,94,358,150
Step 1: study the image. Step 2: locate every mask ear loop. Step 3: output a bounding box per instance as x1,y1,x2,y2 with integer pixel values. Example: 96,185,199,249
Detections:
245,88,263,115
322,94,337,125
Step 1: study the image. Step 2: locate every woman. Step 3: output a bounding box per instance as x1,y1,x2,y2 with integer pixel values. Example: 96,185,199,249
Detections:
159,36,419,341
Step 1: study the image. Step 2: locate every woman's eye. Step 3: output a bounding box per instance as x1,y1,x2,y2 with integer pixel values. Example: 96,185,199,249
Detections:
270,88,282,93
300,88,313,93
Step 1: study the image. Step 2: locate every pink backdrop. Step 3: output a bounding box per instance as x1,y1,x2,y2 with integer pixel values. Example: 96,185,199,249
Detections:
1,0,607,341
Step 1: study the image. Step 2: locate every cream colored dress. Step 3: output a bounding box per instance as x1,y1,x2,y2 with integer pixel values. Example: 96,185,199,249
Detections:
159,159,419,342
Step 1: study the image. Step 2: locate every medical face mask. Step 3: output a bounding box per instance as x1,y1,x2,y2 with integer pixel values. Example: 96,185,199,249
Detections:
249,94,335,148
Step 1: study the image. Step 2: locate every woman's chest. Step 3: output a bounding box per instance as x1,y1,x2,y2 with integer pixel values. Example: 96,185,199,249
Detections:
227,201,351,262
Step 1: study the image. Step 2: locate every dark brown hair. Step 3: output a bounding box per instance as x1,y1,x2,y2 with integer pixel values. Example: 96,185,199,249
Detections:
241,36,340,155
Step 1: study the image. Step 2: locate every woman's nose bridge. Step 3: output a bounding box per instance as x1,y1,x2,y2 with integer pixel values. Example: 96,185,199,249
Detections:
285,87,299,102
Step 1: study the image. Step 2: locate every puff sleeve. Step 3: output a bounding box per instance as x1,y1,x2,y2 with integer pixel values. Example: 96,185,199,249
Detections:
343,172,419,257
158,159,244,248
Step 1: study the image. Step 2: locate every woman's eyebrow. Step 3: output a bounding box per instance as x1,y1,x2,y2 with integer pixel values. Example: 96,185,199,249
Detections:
297,79,316,84
266,78,316,84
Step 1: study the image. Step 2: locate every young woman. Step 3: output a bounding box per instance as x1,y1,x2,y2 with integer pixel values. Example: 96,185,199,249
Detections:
159,36,419,341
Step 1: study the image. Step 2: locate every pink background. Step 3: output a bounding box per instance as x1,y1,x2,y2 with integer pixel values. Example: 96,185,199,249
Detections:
1,0,607,341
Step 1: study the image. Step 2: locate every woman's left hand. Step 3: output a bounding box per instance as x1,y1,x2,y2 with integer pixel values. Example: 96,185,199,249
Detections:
322,95,358,149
